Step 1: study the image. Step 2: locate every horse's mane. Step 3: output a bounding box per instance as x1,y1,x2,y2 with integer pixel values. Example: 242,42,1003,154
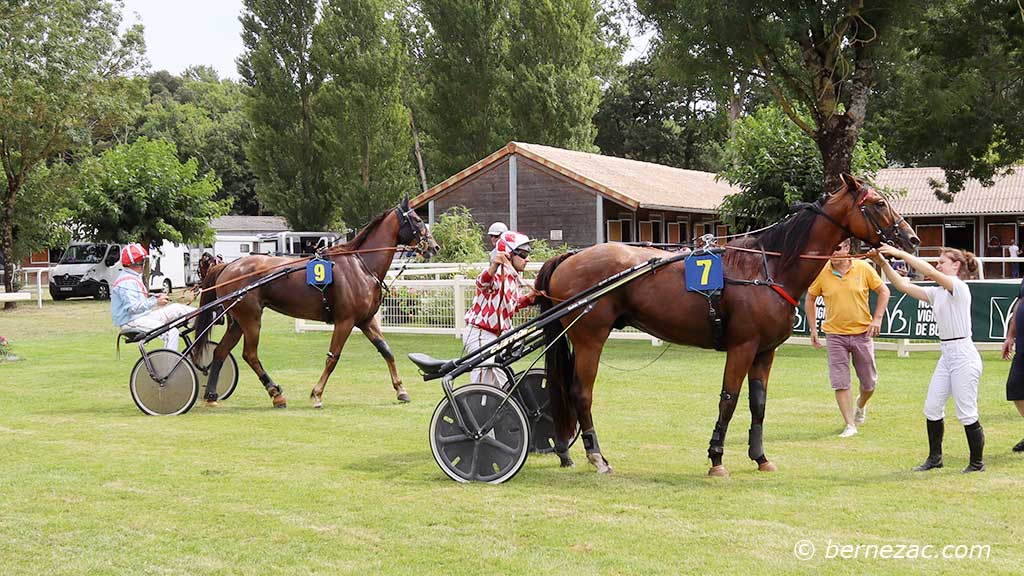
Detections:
338,209,392,250
730,197,825,270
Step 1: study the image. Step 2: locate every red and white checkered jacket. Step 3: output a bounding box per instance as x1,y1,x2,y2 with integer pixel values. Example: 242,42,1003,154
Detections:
465,265,535,335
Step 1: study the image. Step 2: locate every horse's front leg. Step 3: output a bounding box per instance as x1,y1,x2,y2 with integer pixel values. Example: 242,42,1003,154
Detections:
747,349,778,472
708,343,757,477
310,320,354,408
359,316,410,402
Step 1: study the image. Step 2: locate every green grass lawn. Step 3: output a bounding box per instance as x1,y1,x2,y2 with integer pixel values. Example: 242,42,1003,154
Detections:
1,299,1022,575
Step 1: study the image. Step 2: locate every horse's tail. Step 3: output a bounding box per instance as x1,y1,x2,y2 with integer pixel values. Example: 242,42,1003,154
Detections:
534,252,578,444
190,263,226,364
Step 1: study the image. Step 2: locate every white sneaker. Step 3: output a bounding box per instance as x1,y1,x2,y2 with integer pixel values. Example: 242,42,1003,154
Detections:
854,398,867,425
839,425,858,438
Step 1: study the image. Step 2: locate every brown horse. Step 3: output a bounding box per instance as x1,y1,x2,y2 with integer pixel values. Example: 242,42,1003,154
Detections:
534,175,919,476
192,200,439,408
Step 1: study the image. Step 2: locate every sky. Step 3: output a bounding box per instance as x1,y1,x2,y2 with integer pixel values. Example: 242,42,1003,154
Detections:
120,0,650,80
121,0,246,79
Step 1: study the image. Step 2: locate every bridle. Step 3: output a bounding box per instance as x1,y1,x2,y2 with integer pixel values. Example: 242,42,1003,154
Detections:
394,205,435,256
804,182,908,249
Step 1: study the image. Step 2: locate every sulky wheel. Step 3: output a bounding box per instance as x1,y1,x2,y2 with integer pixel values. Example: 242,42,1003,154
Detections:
429,384,530,483
130,349,199,416
194,341,239,401
510,369,581,454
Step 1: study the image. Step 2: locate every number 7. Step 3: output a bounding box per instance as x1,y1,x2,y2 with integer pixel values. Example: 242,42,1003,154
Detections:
697,258,712,285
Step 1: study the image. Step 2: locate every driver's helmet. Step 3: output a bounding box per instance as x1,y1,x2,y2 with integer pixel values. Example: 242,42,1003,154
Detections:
120,243,148,267
495,232,532,257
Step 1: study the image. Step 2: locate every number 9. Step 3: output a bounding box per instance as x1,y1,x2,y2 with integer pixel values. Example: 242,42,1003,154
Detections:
314,263,325,282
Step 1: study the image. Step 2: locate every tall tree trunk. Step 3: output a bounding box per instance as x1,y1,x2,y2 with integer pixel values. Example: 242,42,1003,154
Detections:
818,117,857,196
409,109,428,193
2,186,18,310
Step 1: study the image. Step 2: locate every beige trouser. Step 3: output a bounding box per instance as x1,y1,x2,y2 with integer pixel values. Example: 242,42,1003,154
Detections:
123,303,196,351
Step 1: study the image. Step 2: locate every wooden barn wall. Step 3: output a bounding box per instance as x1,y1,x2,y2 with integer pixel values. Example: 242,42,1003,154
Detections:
514,157,596,247
432,157,512,245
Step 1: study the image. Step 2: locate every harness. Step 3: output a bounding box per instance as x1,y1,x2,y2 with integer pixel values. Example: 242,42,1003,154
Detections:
313,203,428,323
692,181,904,348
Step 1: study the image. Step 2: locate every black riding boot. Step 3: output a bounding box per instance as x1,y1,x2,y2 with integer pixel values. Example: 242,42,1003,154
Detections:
913,418,944,471
963,421,985,473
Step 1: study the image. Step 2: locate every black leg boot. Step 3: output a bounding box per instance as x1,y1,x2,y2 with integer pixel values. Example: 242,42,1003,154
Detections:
913,418,944,471
963,421,985,473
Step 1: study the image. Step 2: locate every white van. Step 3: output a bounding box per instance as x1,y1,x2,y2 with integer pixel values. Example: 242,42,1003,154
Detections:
49,243,123,300
259,231,343,255
49,241,191,300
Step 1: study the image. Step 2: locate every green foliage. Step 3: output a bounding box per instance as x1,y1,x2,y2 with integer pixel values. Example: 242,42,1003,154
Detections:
75,138,229,247
239,0,332,230
315,0,418,228
240,0,418,230
864,0,1024,198
428,206,488,263
527,238,572,263
0,0,145,297
718,105,888,229
639,1,923,194
139,67,260,215
594,54,728,171
2,163,79,261
418,0,622,180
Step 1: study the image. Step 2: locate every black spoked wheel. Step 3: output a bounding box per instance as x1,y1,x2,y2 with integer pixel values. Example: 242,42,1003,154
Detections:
509,369,581,454
130,349,199,416
194,341,239,401
429,385,530,484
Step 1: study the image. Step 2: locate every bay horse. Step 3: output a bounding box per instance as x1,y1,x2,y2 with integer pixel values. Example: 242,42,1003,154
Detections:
192,199,439,408
534,174,920,476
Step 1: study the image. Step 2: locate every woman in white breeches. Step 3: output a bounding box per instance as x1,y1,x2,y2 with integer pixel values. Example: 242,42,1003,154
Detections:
870,245,985,473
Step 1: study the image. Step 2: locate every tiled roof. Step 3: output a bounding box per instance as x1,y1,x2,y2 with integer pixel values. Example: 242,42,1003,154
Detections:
875,167,1024,216
412,142,741,212
210,215,290,232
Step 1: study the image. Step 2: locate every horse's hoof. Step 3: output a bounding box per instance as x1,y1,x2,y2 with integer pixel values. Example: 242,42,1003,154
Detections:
312,401,323,409
273,395,288,409
588,453,613,474
708,465,730,477
397,392,411,403
758,460,778,472
557,452,575,468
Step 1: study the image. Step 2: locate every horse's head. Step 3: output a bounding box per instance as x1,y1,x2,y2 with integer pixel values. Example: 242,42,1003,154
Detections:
197,252,216,282
395,198,440,259
829,174,919,252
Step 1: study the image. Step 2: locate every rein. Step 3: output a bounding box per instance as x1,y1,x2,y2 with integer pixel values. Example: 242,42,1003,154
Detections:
186,245,404,298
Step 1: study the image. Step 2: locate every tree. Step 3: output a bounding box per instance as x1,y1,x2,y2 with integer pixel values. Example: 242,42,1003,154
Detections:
139,67,261,215
418,0,622,179
428,206,488,263
239,0,331,230
315,0,418,228
639,1,924,195
863,0,1024,199
0,0,144,305
75,138,229,265
594,55,728,171
718,105,887,229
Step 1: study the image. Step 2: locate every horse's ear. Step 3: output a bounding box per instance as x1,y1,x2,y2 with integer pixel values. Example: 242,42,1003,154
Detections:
402,191,410,211
838,173,860,193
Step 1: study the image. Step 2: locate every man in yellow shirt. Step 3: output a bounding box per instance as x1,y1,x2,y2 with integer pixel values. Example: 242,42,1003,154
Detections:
805,239,891,438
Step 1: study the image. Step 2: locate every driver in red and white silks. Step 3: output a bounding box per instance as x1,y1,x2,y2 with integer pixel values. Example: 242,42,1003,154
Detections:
111,243,195,351
463,232,537,385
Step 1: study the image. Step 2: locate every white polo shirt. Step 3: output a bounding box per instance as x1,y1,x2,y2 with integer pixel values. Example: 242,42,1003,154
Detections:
924,278,973,340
